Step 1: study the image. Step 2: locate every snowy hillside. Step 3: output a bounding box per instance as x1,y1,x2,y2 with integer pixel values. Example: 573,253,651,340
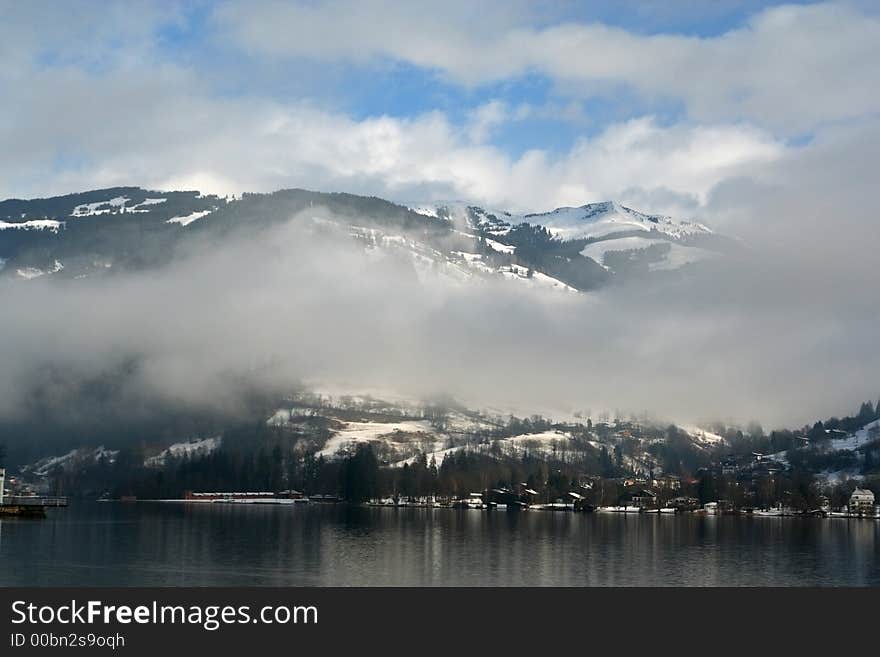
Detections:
412,200,711,241
144,436,222,467
523,201,711,241
1,186,728,289
412,199,722,275
263,395,725,477
21,438,223,478
22,446,119,477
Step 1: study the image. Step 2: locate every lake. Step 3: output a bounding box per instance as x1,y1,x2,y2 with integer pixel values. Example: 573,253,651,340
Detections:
1,502,878,586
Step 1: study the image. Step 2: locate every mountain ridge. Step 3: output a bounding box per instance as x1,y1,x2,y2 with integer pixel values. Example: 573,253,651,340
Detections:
0,186,732,289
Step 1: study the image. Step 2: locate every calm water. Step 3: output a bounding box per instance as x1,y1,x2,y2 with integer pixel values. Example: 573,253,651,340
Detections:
1,502,878,586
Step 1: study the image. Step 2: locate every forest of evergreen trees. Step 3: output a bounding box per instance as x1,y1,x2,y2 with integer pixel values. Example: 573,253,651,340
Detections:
4,394,875,513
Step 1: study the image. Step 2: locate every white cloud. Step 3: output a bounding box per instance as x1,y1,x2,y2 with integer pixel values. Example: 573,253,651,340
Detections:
218,1,880,131
0,0,865,226
465,100,511,144
0,4,787,218
0,1,180,77
0,61,785,218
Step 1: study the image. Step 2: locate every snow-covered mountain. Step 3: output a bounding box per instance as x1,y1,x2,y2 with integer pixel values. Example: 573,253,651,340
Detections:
523,201,712,241
419,200,710,240
0,187,732,290
412,199,725,275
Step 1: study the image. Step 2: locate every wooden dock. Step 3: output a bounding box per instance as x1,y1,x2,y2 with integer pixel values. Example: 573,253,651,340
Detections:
0,504,47,518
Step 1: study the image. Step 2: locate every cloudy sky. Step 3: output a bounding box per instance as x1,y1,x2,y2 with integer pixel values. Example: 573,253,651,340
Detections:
1,1,879,430
2,0,878,220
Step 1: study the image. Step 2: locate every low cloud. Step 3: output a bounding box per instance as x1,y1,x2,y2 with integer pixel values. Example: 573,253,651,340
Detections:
2,139,878,436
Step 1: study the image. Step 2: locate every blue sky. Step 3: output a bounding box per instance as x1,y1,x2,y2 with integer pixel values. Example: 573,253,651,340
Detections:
148,0,819,152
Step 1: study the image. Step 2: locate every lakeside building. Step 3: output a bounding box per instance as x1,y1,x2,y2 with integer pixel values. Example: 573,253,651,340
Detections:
848,488,875,515
0,467,5,505
184,491,281,501
625,489,658,508
653,474,681,491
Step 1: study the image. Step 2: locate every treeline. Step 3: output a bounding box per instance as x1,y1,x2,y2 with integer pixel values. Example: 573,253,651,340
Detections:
35,399,880,507
603,242,671,276
46,426,618,503
704,399,880,459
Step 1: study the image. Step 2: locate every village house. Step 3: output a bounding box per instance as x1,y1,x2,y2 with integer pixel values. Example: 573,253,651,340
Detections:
653,474,681,491
623,488,658,509
848,488,875,515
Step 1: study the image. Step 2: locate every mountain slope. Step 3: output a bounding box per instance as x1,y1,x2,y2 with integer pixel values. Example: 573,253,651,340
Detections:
0,187,729,290
413,199,730,276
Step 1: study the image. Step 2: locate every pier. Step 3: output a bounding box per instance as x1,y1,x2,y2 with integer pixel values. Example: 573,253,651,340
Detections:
0,505,47,518
0,496,68,518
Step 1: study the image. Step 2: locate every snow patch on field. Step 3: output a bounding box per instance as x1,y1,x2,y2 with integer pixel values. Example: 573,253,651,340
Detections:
0,219,64,232
71,196,129,217
830,419,880,452
504,430,573,453
26,446,119,476
127,198,167,212
166,210,212,226
408,205,439,218
485,238,515,254
581,236,716,271
682,426,725,446
500,264,578,293
580,236,662,263
530,207,651,240
451,251,484,263
317,419,439,458
442,411,505,434
145,436,221,467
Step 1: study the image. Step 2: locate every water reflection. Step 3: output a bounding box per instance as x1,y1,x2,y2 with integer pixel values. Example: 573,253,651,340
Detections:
0,503,877,586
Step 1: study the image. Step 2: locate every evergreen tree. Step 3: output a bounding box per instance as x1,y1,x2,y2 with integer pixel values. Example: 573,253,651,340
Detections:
340,444,379,503
857,401,875,425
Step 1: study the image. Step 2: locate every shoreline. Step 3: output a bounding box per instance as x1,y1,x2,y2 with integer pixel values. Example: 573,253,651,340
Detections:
91,497,880,520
